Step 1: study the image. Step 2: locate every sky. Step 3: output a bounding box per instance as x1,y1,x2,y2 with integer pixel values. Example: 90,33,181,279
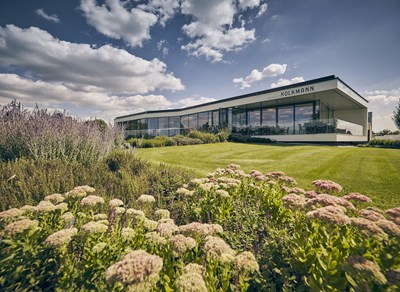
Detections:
0,0,399,131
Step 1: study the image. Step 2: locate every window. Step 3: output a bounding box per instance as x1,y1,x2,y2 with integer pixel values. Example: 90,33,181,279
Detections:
188,114,198,130
278,106,294,134
295,103,313,134
262,108,276,127
248,109,261,126
212,110,219,127
198,112,210,131
169,116,180,136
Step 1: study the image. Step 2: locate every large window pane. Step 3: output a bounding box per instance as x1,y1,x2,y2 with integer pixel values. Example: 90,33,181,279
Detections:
262,108,276,126
188,114,198,130
295,103,313,134
248,109,261,126
198,112,210,131
169,116,180,136
212,110,219,127
232,108,246,127
278,106,294,134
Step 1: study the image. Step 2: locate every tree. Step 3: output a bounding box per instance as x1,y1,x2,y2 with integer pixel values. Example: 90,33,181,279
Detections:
393,99,400,130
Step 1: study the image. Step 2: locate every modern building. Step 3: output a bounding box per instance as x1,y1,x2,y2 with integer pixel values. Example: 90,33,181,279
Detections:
115,75,369,143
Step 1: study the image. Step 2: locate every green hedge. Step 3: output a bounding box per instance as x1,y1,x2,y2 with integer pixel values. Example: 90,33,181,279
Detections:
228,133,275,144
368,139,400,148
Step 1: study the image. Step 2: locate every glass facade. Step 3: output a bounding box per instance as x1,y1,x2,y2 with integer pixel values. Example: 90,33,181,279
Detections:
119,99,363,138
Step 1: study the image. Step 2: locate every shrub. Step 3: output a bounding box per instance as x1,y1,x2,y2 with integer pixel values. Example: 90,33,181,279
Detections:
215,130,230,142
173,137,203,146
187,131,219,143
229,133,275,144
368,139,400,148
0,100,124,163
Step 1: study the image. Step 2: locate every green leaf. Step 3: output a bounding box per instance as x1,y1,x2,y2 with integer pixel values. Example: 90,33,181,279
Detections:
345,272,357,287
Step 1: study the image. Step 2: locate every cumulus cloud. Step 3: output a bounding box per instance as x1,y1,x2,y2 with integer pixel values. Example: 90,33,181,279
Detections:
233,64,287,89
0,25,184,94
180,0,257,62
36,8,60,23
365,89,400,105
139,0,180,26
270,77,305,88
79,0,158,47
177,96,216,107
0,74,175,122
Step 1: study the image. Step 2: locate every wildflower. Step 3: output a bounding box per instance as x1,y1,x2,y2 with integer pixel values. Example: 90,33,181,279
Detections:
234,169,246,177
79,185,95,193
0,208,24,219
121,227,137,240
215,189,230,198
290,187,306,194
93,213,108,221
176,272,207,292
235,251,259,273
306,205,350,225
199,183,216,192
266,171,285,178
154,209,170,220
358,209,386,222
386,207,400,218
312,179,343,193
145,232,168,246
350,217,387,239
279,175,297,185
126,209,145,223
109,198,124,208
282,193,306,210
170,234,196,256
204,223,224,235
45,228,78,247
346,256,387,285
104,250,163,287
20,205,37,212
61,212,75,222
220,253,235,265
188,178,205,187
4,219,39,236
143,219,158,231
64,187,87,199
176,187,194,196
227,163,241,170
115,207,125,214
80,195,105,207
44,193,65,204
35,200,56,212
158,218,175,224
305,194,355,210
93,242,107,253
156,222,179,238
54,203,68,212
204,236,235,260
81,221,108,234
183,263,204,275
136,195,156,204
342,192,372,203
376,220,400,237
250,170,263,177
179,222,210,238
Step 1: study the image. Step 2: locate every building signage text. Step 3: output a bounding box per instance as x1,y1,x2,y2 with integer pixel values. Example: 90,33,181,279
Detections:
280,86,314,97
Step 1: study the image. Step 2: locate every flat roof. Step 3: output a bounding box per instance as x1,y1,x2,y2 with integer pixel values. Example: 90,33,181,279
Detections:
115,75,368,120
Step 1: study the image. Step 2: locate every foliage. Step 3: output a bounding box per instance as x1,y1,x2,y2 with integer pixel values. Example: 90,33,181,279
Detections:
393,99,400,130
228,133,275,144
368,139,400,149
0,100,124,163
0,186,258,291
169,165,400,291
374,129,400,136
0,150,194,211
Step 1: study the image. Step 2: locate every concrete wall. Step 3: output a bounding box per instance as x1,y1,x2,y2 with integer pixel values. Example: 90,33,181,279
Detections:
334,108,368,136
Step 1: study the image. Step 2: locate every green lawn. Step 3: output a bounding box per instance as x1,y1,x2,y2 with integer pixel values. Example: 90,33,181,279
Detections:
136,142,400,209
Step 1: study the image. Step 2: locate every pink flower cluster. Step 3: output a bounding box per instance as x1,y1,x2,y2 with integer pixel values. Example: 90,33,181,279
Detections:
312,179,343,193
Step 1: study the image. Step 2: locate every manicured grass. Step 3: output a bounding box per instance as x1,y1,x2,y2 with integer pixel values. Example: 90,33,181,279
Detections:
137,142,400,209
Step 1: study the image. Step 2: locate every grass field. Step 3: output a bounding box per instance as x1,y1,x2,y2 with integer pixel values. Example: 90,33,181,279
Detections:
137,142,400,209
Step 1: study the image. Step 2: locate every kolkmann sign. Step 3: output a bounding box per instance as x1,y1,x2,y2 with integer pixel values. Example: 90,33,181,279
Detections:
280,86,315,97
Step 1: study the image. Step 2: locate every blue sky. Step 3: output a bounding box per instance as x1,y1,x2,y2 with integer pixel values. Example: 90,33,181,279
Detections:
0,0,399,131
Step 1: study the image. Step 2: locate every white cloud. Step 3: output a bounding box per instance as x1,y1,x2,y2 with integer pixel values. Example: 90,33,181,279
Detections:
270,77,305,88
233,64,287,89
36,8,60,23
238,0,261,11
365,89,400,105
157,39,169,55
139,0,180,26
79,0,158,47
0,25,184,94
180,0,257,62
256,3,268,17
178,96,216,107
0,74,175,122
